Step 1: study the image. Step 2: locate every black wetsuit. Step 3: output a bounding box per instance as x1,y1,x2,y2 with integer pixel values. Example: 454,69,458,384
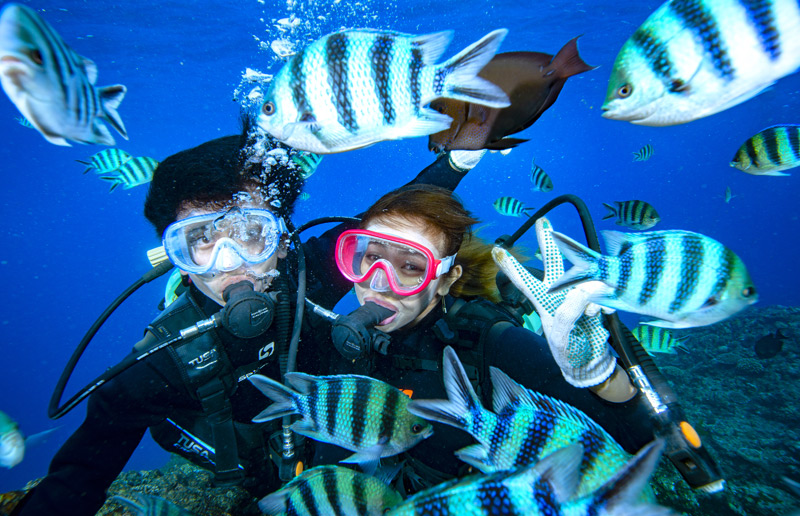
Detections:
16,155,465,516
314,296,654,491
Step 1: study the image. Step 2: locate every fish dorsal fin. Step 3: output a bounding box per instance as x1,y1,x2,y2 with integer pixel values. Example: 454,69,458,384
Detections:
82,56,98,84
489,366,532,413
284,371,316,394
411,30,454,65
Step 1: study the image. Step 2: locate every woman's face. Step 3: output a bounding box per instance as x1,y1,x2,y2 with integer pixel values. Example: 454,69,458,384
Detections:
353,217,461,332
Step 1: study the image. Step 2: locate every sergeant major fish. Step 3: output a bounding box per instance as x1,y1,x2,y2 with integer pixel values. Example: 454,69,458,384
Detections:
408,347,631,498
386,440,672,516
99,156,158,192
249,373,433,473
0,3,127,146
633,143,654,161
0,411,58,469
530,158,554,192
632,325,690,355
77,148,132,174
730,124,800,176
111,493,196,516
258,28,510,154
493,196,533,217
602,0,800,126
259,465,403,516
548,229,758,328
602,200,661,230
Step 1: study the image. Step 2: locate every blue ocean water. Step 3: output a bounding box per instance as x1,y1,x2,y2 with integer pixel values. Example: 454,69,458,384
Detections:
0,0,798,500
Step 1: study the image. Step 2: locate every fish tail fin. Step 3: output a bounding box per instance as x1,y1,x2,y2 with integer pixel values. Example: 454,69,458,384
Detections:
676,343,691,354
438,29,510,108
602,202,617,220
547,231,602,293
76,159,93,174
522,205,536,217
98,84,128,139
407,346,487,433
551,35,597,78
590,439,675,516
248,374,299,422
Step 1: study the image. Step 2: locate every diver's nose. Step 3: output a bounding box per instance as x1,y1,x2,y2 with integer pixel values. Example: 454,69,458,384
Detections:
369,269,392,292
215,245,244,272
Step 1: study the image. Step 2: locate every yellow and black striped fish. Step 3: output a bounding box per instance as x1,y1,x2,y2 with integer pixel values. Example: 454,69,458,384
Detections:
602,200,660,230
493,196,534,217
530,159,554,192
632,144,654,161
99,156,158,192
730,124,800,176
77,148,133,174
632,325,689,355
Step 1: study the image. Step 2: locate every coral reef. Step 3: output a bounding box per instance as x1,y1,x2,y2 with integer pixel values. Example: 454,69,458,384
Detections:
646,305,800,516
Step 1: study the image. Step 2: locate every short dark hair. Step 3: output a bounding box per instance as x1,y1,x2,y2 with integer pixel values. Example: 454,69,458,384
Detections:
144,119,305,237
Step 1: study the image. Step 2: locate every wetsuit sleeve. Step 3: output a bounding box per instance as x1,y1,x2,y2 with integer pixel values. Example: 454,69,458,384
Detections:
407,152,468,192
16,359,175,516
485,326,655,454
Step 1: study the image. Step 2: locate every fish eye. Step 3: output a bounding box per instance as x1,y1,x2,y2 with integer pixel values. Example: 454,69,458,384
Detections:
411,423,424,434
262,102,275,116
742,286,756,298
617,84,632,98
28,48,43,65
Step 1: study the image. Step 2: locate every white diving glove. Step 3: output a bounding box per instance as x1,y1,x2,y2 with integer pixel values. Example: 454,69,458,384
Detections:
492,217,616,388
448,150,487,174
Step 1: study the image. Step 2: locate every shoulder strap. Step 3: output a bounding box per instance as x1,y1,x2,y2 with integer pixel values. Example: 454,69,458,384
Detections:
196,377,245,486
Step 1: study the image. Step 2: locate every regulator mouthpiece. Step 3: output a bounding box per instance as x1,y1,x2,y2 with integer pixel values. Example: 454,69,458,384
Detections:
221,281,275,339
331,302,395,360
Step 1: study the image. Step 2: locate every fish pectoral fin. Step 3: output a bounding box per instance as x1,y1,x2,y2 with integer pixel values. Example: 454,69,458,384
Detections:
454,444,492,472
340,441,387,475
288,420,324,441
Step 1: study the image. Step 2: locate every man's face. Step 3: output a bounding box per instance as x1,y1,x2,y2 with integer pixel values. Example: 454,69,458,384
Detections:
174,200,287,307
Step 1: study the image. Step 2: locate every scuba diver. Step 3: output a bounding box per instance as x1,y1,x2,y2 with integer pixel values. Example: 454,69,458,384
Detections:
312,184,656,492
12,124,485,516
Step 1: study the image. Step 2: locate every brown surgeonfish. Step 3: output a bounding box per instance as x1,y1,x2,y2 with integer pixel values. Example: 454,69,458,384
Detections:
428,36,596,152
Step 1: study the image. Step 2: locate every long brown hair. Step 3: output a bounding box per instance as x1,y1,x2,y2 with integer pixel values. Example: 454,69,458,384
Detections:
360,184,502,302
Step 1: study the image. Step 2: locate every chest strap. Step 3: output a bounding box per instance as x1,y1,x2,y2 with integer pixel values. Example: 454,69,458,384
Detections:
196,377,245,487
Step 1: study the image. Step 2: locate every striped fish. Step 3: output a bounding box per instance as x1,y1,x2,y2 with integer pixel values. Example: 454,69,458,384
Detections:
259,465,403,516
493,196,533,217
0,4,127,146
548,229,758,328
386,440,671,516
632,143,654,161
530,159,554,192
602,0,800,126
14,116,33,129
258,28,510,154
99,156,158,192
632,325,690,355
730,124,800,176
291,151,324,179
76,148,133,174
408,347,630,498
724,186,735,203
298,192,311,201
110,493,196,516
249,373,433,473
602,200,661,230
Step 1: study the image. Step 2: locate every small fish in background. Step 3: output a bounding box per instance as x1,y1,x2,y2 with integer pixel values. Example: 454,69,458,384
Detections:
259,465,403,516
754,329,789,359
111,493,196,516
0,411,58,469
77,148,133,174
386,440,671,516
632,325,689,355
428,36,597,152
249,373,433,474
0,3,127,146
602,0,800,126
493,196,534,217
14,115,32,128
530,159,554,192
258,28,510,154
408,347,631,497
548,229,758,328
632,143,653,161
602,200,660,230
291,151,323,179
724,186,735,203
99,156,158,192
730,124,800,176
298,192,311,201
